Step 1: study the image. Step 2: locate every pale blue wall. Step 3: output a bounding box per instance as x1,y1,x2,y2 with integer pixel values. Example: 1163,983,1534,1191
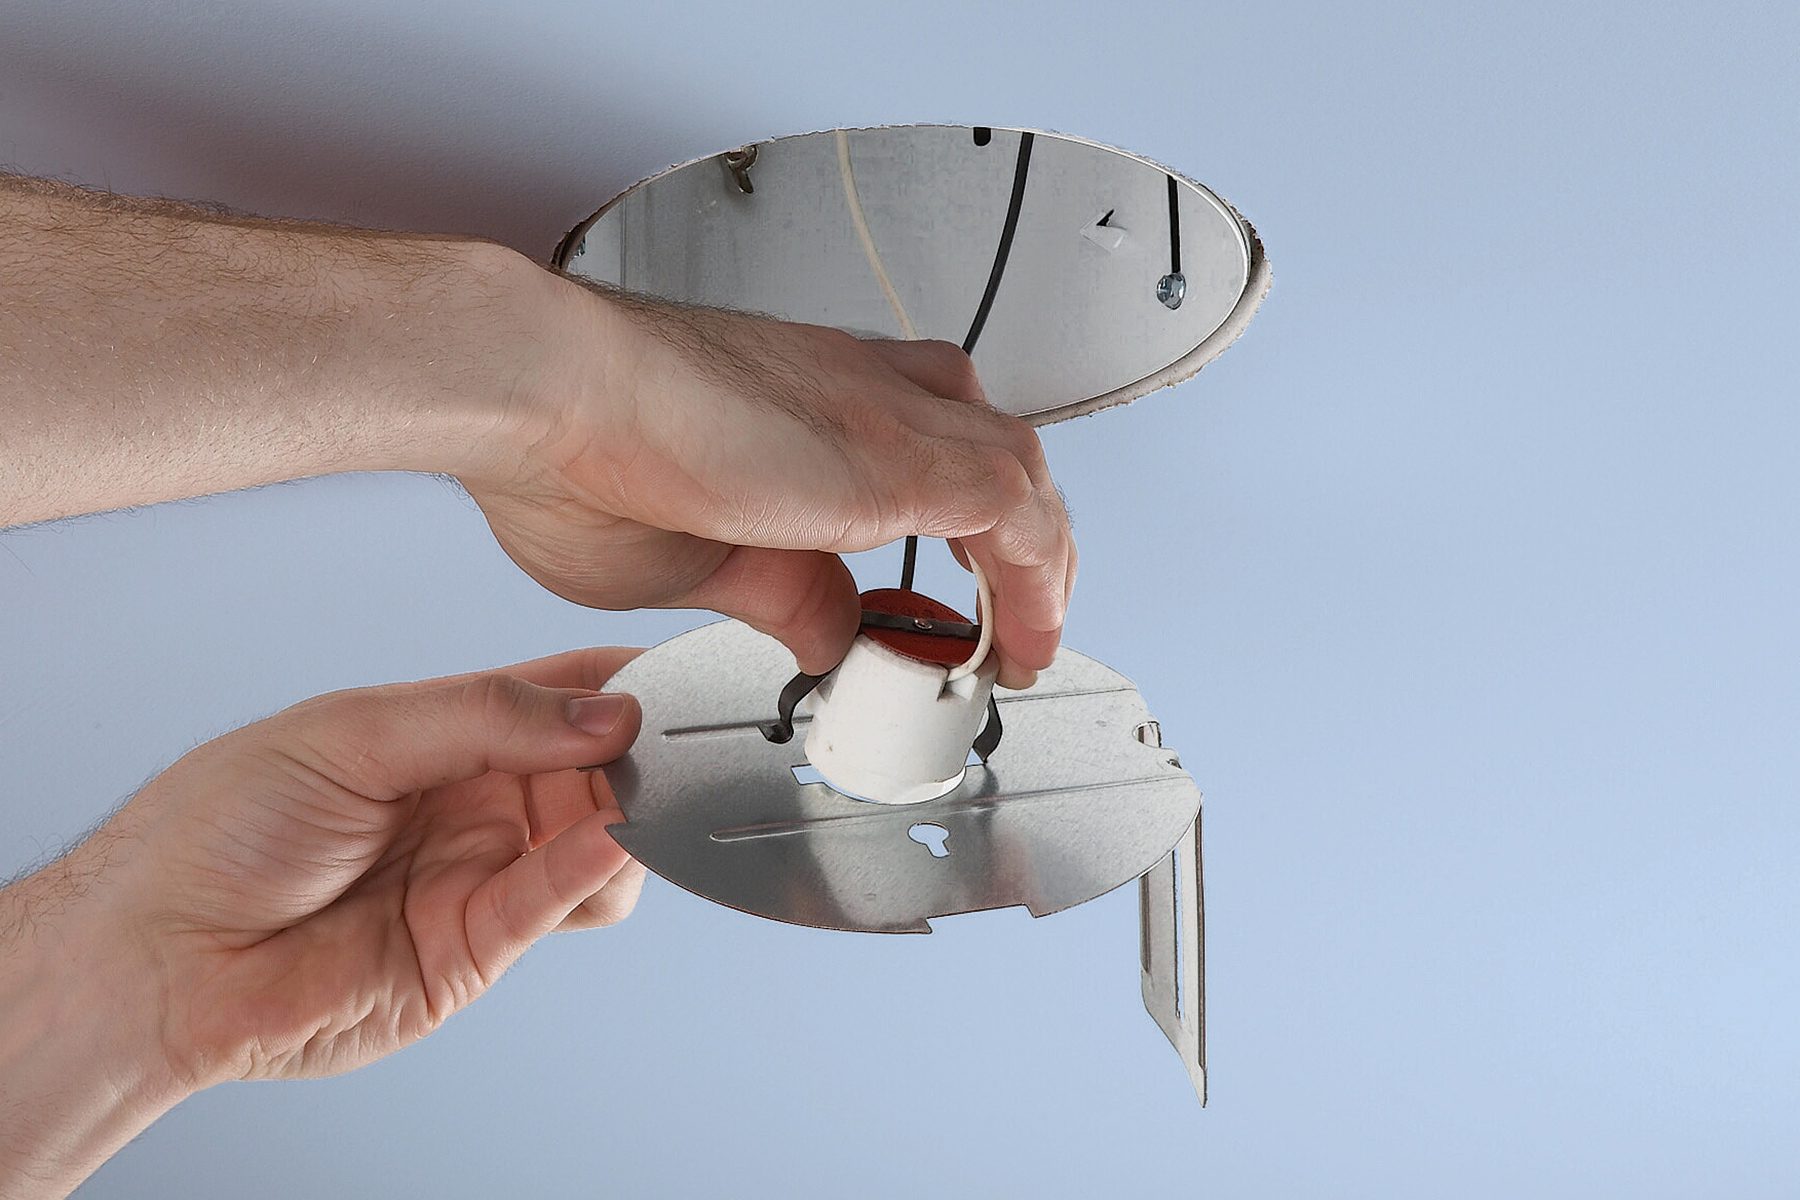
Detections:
3,1,1796,1195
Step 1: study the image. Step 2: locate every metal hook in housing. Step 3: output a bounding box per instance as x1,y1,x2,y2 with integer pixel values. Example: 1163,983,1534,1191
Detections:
722,145,758,194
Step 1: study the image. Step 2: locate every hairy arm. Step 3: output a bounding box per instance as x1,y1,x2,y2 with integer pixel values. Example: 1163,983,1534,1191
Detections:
0,173,1071,682
0,649,646,1198
0,176,1075,1193
0,174,532,525
0,834,180,1199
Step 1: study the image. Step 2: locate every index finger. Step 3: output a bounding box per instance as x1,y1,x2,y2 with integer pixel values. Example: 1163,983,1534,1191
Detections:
863,343,1074,686
909,415,1072,688
959,490,1070,688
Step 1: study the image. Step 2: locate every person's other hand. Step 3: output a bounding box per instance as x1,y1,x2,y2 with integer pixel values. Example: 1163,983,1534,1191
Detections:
61,647,644,1086
461,281,1074,688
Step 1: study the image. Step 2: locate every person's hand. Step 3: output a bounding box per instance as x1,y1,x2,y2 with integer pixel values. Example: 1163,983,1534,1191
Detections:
3,179,1072,687
460,280,1075,688
15,648,644,1095
0,647,649,1192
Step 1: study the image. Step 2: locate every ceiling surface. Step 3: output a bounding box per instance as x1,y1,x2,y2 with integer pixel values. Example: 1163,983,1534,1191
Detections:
3,2,1797,1197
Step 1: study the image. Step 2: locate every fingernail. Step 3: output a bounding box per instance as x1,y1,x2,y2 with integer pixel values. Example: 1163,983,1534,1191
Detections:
567,693,628,736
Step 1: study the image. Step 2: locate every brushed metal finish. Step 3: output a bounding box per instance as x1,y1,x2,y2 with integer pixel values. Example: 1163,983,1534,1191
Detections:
557,124,1267,427
1139,720,1207,1103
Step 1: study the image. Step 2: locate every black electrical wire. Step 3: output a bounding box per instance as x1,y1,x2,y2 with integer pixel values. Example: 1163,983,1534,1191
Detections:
971,695,1004,763
899,129,1036,591
1167,172,1182,275
760,670,828,744
899,535,920,591
961,130,1034,357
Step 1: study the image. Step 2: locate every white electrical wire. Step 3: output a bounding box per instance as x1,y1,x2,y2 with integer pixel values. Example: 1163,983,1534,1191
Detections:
946,555,995,682
836,129,917,340
837,132,991,680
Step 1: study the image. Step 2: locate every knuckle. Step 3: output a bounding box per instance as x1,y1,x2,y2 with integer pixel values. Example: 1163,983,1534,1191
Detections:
544,865,585,913
244,685,400,797
285,684,364,722
280,683,383,749
982,444,1037,511
585,897,637,928
1000,521,1056,571
580,864,646,928
466,674,541,738
850,469,905,543
909,437,976,497
992,414,1047,475
922,340,984,398
847,398,913,452
813,324,864,354
952,362,987,403
481,881,527,949
919,443,1031,532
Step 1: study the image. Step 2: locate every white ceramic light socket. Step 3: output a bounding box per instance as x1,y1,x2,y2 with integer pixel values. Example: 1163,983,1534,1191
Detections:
803,633,999,804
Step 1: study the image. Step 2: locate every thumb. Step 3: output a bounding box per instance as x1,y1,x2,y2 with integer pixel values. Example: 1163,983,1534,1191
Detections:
679,544,861,674
261,674,643,800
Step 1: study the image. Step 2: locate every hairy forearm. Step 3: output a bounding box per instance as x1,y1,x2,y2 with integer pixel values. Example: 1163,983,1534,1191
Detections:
0,175,553,527
0,838,186,1199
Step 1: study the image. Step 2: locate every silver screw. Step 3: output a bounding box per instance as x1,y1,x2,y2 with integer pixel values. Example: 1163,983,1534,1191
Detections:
912,618,934,631
1156,272,1187,310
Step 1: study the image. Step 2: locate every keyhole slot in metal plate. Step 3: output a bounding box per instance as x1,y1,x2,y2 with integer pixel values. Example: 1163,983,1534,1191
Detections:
907,822,951,858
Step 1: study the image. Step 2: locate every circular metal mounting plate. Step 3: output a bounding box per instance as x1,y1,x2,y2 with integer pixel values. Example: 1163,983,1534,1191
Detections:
557,124,1270,427
603,620,1201,933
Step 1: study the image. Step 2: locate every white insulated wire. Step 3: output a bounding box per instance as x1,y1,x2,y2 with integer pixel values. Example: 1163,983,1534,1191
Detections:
836,129,917,341
837,131,992,680
945,555,994,682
